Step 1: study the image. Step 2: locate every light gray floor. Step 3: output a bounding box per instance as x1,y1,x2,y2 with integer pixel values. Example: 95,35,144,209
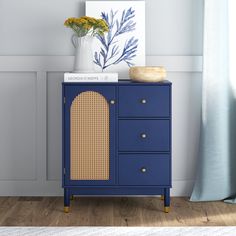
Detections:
0,227,235,236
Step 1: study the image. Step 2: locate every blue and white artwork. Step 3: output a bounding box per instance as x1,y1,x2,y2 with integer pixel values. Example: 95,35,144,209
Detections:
86,1,145,78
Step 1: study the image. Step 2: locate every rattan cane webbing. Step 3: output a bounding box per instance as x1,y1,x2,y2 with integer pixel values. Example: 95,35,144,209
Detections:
70,91,110,180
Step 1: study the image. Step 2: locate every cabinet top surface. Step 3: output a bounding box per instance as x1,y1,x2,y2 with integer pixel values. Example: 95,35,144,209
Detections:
62,80,172,86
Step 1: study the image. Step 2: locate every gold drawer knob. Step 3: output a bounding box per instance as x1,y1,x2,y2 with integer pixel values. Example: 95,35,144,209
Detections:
141,99,147,104
110,100,115,105
141,133,147,139
140,167,147,173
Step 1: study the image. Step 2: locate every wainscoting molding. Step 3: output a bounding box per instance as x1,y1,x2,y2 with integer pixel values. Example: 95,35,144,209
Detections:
0,55,202,196
0,56,203,72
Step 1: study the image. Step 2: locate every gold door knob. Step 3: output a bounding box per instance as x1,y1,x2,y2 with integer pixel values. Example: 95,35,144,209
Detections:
110,100,115,105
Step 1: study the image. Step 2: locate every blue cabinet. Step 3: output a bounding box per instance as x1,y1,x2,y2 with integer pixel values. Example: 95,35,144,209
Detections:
62,80,172,213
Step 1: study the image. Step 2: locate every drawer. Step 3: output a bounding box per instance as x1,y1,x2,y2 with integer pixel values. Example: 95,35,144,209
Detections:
119,120,170,152
119,86,170,117
119,154,170,185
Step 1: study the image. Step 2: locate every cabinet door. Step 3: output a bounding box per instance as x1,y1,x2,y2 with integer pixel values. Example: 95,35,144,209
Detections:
63,85,116,186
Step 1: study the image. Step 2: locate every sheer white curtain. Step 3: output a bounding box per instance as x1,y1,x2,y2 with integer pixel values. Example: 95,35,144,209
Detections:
229,0,236,95
191,0,236,202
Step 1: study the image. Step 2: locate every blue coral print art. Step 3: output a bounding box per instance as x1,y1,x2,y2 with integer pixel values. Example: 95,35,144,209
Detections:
94,8,138,70
86,1,145,77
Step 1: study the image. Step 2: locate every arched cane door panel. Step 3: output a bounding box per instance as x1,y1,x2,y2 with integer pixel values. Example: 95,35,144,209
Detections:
70,91,110,180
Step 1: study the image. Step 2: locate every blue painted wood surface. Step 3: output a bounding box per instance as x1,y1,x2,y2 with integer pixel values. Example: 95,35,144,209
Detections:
119,86,170,117
119,154,170,186
119,120,170,152
62,80,172,211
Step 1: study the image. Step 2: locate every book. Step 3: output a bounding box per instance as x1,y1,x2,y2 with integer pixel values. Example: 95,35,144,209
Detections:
64,73,118,82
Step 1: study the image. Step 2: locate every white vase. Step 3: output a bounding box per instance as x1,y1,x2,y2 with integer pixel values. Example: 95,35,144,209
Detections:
71,35,94,73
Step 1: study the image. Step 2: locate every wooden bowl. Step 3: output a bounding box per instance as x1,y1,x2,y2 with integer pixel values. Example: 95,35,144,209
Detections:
129,66,167,82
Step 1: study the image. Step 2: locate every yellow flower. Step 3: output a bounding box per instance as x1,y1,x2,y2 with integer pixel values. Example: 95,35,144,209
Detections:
77,19,87,24
83,23,92,30
97,19,109,31
64,16,109,36
88,17,97,24
64,17,78,26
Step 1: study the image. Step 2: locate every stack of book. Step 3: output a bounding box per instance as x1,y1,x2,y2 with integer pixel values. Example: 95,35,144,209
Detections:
64,73,118,83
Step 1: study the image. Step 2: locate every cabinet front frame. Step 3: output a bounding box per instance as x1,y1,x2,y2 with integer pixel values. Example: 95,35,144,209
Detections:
63,85,116,186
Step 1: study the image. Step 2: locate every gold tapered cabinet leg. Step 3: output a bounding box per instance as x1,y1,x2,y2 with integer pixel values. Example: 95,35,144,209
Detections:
70,195,74,200
160,195,164,200
64,206,70,213
164,206,170,213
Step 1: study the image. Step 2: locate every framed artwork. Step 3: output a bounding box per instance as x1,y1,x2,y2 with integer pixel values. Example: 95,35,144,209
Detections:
86,1,145,78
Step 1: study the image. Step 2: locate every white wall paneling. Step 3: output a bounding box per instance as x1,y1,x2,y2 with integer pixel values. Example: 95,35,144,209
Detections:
0,0,203,55
0,56,202,72
0,0,203,196
146,0,203,55
0,55,202,196
0,72,37,180
47,72,64,181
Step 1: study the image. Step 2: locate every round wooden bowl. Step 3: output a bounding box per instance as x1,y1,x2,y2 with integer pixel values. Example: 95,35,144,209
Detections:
129,66,167,82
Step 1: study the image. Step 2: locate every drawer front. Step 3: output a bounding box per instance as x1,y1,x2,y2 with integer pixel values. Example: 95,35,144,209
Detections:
119,154,170,186
119,120,170,152
119,86,170,117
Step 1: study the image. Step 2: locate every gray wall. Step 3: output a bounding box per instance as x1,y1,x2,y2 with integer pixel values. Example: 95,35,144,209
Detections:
0,0,203,196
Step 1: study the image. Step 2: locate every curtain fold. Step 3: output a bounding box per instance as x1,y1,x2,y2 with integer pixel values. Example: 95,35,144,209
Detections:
190,0,236,202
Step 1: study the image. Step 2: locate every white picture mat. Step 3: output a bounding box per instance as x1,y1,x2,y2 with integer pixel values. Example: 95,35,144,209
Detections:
86,1,146,78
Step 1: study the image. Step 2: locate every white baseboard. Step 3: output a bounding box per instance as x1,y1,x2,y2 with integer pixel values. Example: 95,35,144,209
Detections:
171,180,194,197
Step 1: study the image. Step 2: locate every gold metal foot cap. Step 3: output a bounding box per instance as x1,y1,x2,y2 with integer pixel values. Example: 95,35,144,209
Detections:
164,206,170,213
64,206,69,213
160,195,164,200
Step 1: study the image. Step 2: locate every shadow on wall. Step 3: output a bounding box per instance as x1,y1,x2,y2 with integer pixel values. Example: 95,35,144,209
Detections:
229,87,236,196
